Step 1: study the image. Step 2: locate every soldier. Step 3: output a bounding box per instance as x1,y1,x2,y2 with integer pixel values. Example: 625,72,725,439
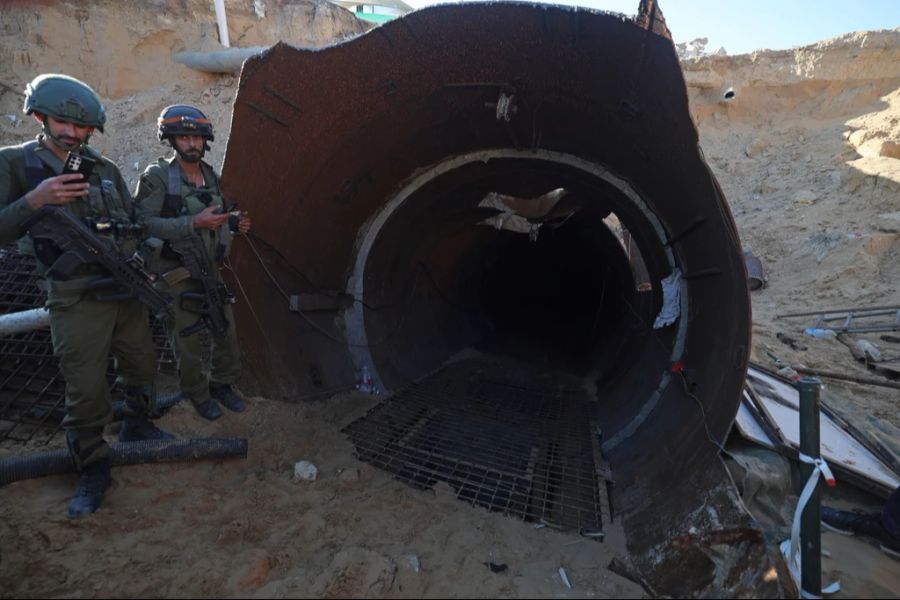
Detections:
0,74,173,517
134,105,250,421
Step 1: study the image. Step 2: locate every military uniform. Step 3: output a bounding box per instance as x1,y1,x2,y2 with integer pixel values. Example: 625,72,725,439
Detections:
0,138,157,466
134,157,241,410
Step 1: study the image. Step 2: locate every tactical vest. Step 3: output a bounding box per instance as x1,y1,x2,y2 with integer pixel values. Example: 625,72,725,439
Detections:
22,141,138,275
160,160,232,264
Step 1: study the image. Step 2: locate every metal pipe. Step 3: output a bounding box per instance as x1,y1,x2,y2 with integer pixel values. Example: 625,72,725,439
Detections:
776,305,900,319
174,47,268,74
793,366,900,390
0,307,50,336
798,377,822,598
0,437,249,486
213,0,230,48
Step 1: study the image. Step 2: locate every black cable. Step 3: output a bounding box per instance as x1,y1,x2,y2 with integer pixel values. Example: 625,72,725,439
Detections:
679,371,727,453
244,231,393,311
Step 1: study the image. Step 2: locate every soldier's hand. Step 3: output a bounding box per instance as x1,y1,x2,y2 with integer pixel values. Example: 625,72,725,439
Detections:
238,212,251,234
193,205,230,230
24,174,90,209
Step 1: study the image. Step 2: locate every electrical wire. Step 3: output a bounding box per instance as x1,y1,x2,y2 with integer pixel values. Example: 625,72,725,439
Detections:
237,233,442,349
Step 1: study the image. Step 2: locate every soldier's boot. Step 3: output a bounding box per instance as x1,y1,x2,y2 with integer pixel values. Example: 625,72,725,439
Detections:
210,383,246,413
119,385,176,442
119,416,176,441
68,458,112,518
66,427,112,518
193,398,223,421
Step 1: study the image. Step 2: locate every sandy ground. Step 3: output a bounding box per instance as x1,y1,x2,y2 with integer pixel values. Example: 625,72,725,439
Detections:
0,2,898,597
0,391,642,599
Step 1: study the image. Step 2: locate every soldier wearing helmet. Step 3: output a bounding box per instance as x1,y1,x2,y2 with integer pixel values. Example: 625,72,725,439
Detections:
134,104,251,421
0,74,175,518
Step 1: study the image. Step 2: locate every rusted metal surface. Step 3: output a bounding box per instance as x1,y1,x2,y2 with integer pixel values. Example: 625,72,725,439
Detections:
635,0,672,40
222,3,758,594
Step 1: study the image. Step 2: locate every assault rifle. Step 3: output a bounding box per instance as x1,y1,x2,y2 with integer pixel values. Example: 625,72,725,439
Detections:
163,234,234,337
21,205,172,316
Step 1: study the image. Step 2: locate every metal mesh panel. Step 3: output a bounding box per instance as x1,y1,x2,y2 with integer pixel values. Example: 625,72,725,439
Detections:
0,245,175,444
343,357,611,533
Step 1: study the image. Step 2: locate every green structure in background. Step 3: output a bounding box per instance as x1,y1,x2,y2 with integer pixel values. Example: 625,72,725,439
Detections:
328,0,414,24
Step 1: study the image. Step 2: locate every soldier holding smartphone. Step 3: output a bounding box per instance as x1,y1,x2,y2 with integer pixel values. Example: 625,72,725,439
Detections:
134,105,251,422
0,74,174,518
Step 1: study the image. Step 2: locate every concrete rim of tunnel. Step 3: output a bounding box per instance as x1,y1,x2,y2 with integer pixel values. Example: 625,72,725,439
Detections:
342,148,690,429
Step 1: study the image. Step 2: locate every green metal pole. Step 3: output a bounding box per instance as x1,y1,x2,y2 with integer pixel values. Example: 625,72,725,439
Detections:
798,377,822,598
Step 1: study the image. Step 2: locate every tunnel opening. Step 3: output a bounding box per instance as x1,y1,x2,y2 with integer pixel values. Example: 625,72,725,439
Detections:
340,153,683,531
352,153,675,397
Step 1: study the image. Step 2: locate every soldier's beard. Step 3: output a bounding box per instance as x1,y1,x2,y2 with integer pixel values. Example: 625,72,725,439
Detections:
176,148,204,163
43,127,85,153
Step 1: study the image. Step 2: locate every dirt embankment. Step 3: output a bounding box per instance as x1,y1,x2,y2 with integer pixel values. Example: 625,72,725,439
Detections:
0,0,368,191
684,29,900,429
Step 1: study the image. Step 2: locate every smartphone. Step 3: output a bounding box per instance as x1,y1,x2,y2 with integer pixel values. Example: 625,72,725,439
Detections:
61,151,97,181
222,201,241,232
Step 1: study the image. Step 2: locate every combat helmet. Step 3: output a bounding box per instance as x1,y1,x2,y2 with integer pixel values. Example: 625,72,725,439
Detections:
157,105,214,142
23,74,106,132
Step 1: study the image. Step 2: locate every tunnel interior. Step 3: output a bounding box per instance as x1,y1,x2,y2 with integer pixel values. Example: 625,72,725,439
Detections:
359,156,674,404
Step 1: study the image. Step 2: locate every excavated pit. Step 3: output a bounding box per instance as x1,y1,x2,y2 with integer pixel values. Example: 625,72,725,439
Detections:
222,3,764,592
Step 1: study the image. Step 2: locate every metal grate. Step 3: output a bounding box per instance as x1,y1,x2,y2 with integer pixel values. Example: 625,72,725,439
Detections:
0,246,44,310
343,357,612,533
0,245,176,444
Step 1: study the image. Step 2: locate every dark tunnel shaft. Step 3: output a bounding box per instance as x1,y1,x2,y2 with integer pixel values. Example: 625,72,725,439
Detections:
358,156,656,386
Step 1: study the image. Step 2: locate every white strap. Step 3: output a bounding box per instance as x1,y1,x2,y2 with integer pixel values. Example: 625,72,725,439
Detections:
781,453,840,598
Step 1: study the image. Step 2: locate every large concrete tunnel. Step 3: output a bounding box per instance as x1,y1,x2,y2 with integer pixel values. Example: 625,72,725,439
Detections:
222,3,761,592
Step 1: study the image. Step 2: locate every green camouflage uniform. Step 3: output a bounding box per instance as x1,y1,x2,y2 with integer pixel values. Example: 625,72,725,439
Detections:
134,157,241,408
0,138,157,467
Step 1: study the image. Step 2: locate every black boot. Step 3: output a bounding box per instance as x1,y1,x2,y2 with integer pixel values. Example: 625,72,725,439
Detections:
193,398,223,421
119,416,176,442
68,458,111,518
210,383,246,413
120,385,176,441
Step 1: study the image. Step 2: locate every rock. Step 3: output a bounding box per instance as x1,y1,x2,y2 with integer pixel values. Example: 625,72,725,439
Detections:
234,549,276,591
880,140,900,159
793,190,817,205
829,170,842,187
863,233,898,256
254,0,267,19
875,211,900,233
744,138,768,157
400,554,421,572
293,460,318,481
338,467,360,482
